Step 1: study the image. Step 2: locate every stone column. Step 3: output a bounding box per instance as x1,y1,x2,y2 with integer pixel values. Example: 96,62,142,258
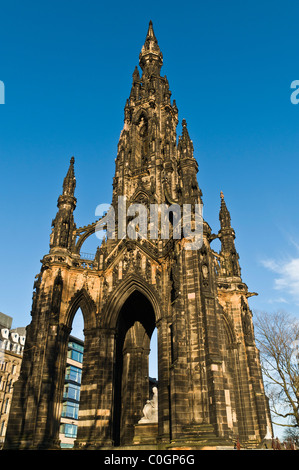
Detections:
157,318,171,443
120,345,150,445
75,327,115,448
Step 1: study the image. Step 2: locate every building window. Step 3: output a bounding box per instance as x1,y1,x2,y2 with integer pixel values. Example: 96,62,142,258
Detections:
7,379,13,393
67,348,83,363
65,365,82,384
60,423,78,438
4,398,9,414
0,421,6,437
67,341,84,363
68,341,84,354
61,402,79,420
63,383,80,401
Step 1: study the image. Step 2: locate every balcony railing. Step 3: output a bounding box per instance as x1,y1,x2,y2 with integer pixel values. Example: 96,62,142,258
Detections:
80,252,95,260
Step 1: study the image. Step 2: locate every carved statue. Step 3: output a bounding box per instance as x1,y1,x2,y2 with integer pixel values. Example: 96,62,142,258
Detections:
138,387,158,423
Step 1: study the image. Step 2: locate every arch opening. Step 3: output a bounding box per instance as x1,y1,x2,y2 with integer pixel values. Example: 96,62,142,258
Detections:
113,290,157,446
149,327,158,381
79,231,102,260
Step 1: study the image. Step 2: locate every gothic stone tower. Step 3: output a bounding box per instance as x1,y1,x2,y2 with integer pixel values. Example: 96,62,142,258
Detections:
5,22,272,450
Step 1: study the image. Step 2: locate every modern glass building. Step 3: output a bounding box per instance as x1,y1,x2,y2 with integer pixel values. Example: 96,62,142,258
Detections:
59,335,84,448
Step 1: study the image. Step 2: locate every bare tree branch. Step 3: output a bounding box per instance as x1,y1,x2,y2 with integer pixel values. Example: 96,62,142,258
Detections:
253,310,299,429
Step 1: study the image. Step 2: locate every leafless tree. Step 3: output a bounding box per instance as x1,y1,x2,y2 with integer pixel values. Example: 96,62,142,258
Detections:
253,310,299,429
283,422,299,445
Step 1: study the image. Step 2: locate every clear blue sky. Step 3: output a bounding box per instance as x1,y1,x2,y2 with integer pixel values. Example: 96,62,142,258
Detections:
1,0,299,320
1,0,298,440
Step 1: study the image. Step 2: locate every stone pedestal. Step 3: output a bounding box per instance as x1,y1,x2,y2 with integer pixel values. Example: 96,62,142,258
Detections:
133,423,158,445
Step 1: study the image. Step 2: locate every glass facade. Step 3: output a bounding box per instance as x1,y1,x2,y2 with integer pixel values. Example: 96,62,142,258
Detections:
67,349,83,363
67,341,84,363
65,365,82,384
63,383,81,401
59,336,84,448
61,402,79,420
60,423,77,438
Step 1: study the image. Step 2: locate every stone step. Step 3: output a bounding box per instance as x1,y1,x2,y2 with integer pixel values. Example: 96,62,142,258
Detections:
182,423,218,437
170,423,233,448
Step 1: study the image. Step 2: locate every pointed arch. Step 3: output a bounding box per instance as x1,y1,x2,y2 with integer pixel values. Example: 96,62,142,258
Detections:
220,308,237,348
133,108,149,125
101,274,161,330
130,187,158,206
131,188,150,201
65,288,97,331
110,278,158,446
74,222,97,254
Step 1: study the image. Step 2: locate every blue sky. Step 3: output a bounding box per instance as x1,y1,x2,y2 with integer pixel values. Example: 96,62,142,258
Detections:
1,0,299,393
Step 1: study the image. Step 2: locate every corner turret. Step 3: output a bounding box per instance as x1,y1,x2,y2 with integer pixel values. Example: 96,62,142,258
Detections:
49,157,77,252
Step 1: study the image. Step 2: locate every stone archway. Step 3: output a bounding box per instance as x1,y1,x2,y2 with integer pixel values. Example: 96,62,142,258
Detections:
64,287,97,332
112,290,156,446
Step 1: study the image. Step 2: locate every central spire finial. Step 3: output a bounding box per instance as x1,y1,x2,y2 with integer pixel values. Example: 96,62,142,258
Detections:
139,21,163,74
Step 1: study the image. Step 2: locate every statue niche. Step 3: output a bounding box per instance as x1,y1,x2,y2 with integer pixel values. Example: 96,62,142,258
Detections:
135,112,149,167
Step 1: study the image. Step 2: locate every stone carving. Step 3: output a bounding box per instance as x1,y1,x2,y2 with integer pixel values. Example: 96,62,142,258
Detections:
51,269,63,317
138,387,158,423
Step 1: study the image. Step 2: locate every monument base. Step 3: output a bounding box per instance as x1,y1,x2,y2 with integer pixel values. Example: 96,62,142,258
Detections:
167,423,234,450
133,422,158,445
